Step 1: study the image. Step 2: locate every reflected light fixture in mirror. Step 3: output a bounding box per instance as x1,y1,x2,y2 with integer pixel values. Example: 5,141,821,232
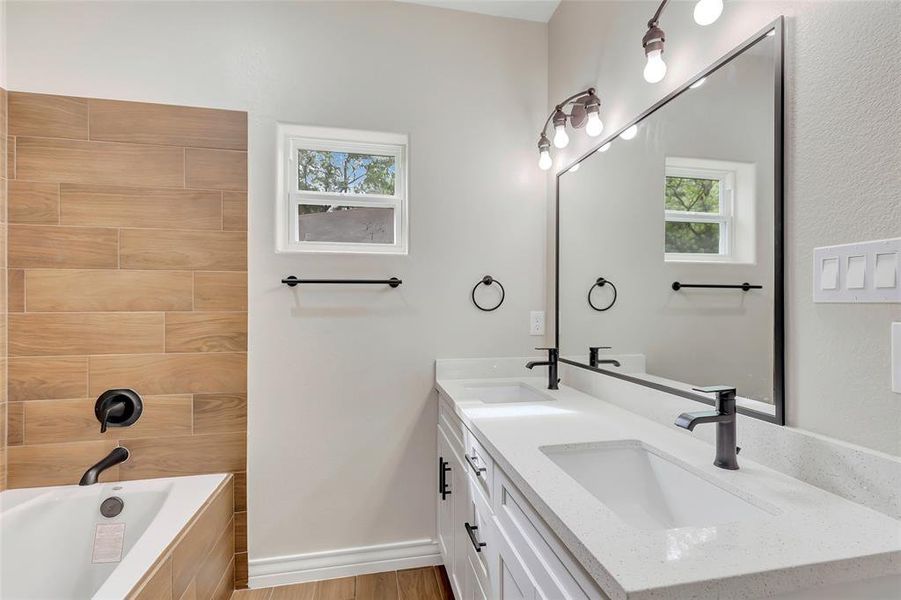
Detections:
619,125,639,140
694,0,724,25
690,77,707,89
537,88,604,170
599,141,612,152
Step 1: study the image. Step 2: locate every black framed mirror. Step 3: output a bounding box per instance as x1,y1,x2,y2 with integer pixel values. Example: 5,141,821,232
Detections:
555,18,784,424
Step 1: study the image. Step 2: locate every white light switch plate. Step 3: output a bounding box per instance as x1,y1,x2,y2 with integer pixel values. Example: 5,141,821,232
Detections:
892,323,901,394
813,238,901,303
530,311,545,336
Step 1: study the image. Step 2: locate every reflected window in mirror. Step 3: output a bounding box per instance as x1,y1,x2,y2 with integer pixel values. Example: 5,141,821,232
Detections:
664,157,757,264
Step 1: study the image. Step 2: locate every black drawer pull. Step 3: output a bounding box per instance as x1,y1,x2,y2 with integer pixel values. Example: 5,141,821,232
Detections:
464,522,486,552
464,453,487,475
438,457,452,500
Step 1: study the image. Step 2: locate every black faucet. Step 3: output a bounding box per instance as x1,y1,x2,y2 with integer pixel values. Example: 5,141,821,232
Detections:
526,347,559,390
588,346,620,368
79,447,130,486
675,386,740,470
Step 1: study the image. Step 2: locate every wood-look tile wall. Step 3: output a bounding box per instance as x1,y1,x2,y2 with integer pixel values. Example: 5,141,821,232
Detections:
1,87,8,492
5,92,248,589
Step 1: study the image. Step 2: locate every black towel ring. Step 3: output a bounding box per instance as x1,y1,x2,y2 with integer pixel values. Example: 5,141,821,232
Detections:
472,276,505,312
588,277,617,312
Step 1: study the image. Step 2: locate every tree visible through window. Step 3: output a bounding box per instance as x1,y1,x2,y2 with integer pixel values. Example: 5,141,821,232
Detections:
297,150,396,195
664,176,722,254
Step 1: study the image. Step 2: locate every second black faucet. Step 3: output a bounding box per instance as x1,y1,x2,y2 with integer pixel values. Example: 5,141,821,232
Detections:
526,347,559,390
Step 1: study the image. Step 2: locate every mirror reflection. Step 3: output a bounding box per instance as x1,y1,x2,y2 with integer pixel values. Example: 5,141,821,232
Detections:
558,32,779,408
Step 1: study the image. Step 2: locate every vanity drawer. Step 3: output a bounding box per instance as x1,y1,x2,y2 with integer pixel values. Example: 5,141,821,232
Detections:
493,469,605,600
439,392,467,452
463,428,494,501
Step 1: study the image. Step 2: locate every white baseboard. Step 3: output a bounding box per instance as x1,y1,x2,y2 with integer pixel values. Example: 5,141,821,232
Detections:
248,538,442,589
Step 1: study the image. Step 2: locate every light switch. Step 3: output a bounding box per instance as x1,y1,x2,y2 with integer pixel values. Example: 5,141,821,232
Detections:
813,238,900,303
875,252,898,289
821,257,839,290
893,323,901,394
847,255,866,289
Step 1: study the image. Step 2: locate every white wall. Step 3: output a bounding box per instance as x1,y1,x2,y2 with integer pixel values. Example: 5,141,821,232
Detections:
6,0,548,569
549,0,901,455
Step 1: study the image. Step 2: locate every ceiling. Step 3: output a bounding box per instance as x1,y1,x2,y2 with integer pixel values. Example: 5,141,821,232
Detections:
399,0,561,23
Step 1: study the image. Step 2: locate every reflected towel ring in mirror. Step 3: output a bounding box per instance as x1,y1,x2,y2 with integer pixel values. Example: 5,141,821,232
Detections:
472,276,505,312
588,277,617,311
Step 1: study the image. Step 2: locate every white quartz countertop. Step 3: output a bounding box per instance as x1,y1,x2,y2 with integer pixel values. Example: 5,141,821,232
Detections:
435,375,901,600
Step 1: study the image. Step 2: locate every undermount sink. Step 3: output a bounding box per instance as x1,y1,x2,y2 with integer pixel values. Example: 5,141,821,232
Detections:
463,382,553,404
541,441,772,530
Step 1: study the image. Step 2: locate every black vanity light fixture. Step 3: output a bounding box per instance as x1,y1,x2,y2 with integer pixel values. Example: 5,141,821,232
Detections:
642,0,725,84
537,88,603,171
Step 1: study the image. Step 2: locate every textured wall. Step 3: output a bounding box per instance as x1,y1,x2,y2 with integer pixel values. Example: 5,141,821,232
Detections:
4,92,248,587
549,0,901,455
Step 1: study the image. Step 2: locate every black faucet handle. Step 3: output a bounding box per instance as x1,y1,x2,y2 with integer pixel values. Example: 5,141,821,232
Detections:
535,347,558,359
693,385,737,412
98,402,125,433
534,347,557,351
692,385,736,396
588,346,612,353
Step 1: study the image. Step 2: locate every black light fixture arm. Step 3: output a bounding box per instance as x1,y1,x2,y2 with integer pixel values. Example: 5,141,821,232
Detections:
539,87,597,137
647,0,670,28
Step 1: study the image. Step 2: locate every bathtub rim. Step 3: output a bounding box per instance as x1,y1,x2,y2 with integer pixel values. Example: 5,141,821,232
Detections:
0,472,231,600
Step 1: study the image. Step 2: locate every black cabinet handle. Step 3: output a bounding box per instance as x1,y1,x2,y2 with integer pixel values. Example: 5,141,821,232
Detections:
464,453,487,475
438,457,451,500
464,522,486,552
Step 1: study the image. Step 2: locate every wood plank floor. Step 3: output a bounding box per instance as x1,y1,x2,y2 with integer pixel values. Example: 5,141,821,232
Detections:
231,566,453,600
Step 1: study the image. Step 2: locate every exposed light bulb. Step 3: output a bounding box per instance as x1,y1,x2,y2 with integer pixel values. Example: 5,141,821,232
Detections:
690,77,707,89
599,142,612,152
619,125,638,140
585,112,604,137
643,49,667,83
693,0,723,25
553,123,570,149
538,149,552,171
569,162,581,173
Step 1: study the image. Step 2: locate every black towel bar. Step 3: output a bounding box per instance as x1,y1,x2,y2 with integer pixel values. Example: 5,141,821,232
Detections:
282,276,402,288
672,282,762,291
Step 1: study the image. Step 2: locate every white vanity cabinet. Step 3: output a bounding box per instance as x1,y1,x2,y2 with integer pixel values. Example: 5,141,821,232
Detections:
437,394,606,600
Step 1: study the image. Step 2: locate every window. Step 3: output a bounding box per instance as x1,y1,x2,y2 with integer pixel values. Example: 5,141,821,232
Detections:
277,124,408,254
664,157,756,263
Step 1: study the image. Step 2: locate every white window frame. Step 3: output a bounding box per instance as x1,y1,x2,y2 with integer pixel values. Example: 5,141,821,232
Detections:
664,161,736,263
276,123,409,254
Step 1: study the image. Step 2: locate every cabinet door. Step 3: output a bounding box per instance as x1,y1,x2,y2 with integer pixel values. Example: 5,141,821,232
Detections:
452,451,473,598
437,428,455,566
492,520,538,600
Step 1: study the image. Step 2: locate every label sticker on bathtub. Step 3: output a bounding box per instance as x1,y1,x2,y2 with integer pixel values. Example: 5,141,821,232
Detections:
92,523,126,563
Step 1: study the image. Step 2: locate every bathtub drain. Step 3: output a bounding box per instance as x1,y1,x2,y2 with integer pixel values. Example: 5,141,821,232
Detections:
100,496,124,518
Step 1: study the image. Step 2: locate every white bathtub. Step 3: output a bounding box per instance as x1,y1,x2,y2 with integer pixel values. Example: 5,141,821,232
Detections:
0,473,228,599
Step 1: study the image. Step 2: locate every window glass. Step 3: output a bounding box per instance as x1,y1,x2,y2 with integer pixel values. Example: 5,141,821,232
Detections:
297,205,395,244
665,221,721,254
297,150,396,195
665,176,720,213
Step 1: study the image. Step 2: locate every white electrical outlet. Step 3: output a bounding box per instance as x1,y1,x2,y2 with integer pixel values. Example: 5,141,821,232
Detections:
530,311,545,336
892,323,901,394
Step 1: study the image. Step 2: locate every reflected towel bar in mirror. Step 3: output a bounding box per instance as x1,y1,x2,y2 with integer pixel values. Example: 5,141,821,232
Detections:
672,282,762,291
282,275,402,288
